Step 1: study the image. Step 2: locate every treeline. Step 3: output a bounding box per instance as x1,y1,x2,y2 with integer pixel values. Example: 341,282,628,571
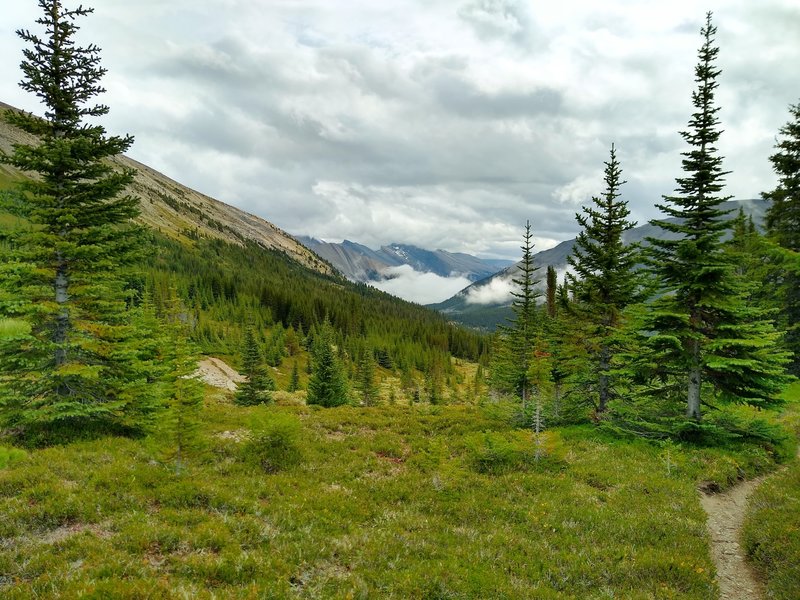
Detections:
140,235,487,371
490,14,798,442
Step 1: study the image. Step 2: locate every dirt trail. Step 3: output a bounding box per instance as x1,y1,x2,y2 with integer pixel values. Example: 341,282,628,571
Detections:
194,357,245,391
700,475,766,600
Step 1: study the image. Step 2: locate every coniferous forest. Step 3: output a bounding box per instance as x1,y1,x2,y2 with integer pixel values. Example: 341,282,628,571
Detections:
0,3,798,598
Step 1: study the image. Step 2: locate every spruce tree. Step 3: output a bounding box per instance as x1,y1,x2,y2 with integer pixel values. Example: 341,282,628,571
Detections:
158,292,204,474
566,144,640,415
0,1,149,434
490,221,541,408
644,13,789,421
287,360,301,392
763,100,800,374
235,324,275,406
307,321,349,407
355,350,378,406
545,266,557,319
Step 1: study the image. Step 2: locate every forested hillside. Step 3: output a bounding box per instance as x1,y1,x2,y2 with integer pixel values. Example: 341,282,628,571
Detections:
1,3,798,599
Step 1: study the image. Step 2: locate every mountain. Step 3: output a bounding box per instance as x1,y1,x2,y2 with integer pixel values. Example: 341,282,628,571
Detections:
431,198,770,330
0,100,486,370
0,101,334,277
295,236,513,282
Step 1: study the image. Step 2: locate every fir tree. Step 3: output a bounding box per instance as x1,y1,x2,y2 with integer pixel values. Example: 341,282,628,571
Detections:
158,293,204,474
287,360,301,392
0,1,150,434
235,324,275,406
491,221,541,408
763,100,800,374
566,144,640,415
643,13,789,420
355,350,379,406
307,321,349,407
545,266,558,319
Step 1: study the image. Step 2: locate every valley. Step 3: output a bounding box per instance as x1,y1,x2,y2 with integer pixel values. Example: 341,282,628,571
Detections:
2,2,799,599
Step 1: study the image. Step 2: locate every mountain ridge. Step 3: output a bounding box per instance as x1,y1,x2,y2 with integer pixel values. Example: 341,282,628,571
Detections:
0,100,335,277
431,198,770,329
295,235,514,283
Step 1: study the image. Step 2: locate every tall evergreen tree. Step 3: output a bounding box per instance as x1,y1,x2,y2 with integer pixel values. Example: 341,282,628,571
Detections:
545,266,558,319
287,360,301,392
235,324,275,406
566,144,640,415
643,13,789,421
355,350,379,406
0,1,149,434
763,100,800,374
158,292,204,474
307,320,349,408
490,221,541,408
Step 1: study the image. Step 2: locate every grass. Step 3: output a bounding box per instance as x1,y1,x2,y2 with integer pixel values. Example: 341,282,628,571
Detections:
0,387,793,599
741,382,800,600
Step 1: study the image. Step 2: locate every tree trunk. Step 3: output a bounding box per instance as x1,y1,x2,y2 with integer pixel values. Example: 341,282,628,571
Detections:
54,253,69,367
598,344,611,414
687,339,702,420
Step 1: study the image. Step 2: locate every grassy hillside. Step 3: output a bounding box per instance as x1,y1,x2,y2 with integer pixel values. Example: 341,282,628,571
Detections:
742,382,800,600
0,392,793,598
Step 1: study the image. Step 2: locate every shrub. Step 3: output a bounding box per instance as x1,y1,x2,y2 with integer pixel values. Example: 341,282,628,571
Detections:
242,411,302,473
0,445,26,469
468,432,534,474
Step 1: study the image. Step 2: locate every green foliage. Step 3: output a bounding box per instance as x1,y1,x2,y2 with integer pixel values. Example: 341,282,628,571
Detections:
763,100,800,375
307,321,349,408
234,324,275,406
354,349,378,406
0,1,152,436
467,431,549,474
156,294,206,473
242,410,303,473
566,145,641,415
287,360,301,392
743,460,800,600
143,235,486,375
641,13,790,421
0,446,26,469
4,400,788,597
0,318,30,339
490,221,542,406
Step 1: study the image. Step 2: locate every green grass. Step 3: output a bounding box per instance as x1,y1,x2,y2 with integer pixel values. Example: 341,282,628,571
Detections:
741,382,800,600
0,392,791,598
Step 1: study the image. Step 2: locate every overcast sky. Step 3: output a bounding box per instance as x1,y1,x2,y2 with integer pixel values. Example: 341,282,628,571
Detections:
1,0,798,262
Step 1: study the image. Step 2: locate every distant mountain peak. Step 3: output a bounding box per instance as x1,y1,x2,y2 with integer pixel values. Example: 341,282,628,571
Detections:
296,238,513,284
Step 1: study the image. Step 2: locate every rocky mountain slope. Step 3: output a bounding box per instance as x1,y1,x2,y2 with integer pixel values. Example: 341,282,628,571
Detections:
432,198,770,329
296,236,513,283
0,101,334,276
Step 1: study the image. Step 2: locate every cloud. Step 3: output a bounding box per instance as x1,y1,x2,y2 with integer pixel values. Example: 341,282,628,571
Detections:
369,265,471,305
465,276,516,305
1,1,797,264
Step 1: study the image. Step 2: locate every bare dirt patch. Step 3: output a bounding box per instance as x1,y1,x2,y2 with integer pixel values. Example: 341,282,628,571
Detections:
700,478,767,600
194,357,245,391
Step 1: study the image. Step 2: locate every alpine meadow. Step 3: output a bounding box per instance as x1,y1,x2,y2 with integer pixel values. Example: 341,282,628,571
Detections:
1,2,799,599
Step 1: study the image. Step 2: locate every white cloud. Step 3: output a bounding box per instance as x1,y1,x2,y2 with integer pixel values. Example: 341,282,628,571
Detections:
1,1,797,260
465,276,516,305
369,265,471,305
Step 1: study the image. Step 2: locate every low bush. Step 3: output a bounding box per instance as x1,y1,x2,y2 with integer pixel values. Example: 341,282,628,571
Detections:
242,410,302,473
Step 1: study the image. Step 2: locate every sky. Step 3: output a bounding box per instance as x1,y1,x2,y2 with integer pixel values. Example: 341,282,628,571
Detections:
1,1,798,271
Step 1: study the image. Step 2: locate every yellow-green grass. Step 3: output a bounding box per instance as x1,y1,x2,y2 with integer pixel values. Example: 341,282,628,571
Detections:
0,392,789,599
741,382,800,600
